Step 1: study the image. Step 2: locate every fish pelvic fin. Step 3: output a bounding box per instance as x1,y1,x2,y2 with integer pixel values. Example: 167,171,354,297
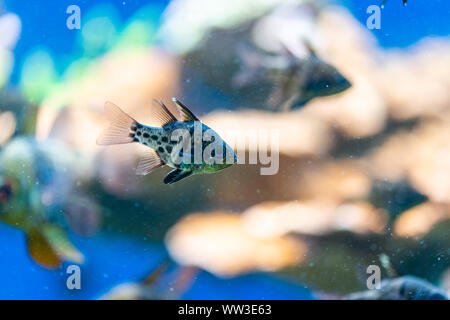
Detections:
136,148,164,176
163,169,193,184
27,225,84,269
97,101,138,145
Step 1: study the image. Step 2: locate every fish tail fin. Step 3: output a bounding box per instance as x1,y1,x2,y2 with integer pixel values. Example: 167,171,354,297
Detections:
97,101,138,145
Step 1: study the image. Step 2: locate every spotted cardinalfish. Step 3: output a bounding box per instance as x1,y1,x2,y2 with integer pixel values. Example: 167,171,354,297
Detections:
97,98,237,184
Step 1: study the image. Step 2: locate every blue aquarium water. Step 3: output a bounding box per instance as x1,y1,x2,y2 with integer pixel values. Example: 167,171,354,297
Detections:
0,0,448,300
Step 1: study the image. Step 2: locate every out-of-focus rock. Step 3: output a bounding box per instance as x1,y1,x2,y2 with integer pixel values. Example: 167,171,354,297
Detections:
159,0,302,54
367,120,450,202
296,161,372,201
394,202,450,238
376,40,450,120
241,199,388,238
166,212,305,277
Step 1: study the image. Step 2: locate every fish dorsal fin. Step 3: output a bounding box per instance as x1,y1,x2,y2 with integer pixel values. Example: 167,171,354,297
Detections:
302,39,317,58
172,98,200,122
136,148,164,176
151,99,178,127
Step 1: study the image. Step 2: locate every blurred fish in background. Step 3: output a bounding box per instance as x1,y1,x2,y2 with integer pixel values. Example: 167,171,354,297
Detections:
233,41,351,110
159,1,352,111
0,126,100,269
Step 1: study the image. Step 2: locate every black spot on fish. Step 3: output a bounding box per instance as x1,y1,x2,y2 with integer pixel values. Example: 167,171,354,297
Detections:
158,147,165,153
129,133,135,138
136,123,143,129
157,141,162,145
151,135,158,140
161,137,168,143
136,131,142,136
133,138,139,142
131,125,137,132
143,133,149,138
170,140,177,145
166,146,173,153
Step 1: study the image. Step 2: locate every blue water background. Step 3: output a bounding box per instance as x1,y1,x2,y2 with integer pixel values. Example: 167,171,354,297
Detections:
0,0,448,299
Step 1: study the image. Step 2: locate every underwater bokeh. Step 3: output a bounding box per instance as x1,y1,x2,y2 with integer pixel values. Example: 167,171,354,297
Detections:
0,0,449,299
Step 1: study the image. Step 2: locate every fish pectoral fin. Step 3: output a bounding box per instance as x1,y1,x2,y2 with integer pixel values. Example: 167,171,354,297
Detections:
163,169,193,184
171,98,200,122
136,148,164,176
42,225,84,264
27,229,62,269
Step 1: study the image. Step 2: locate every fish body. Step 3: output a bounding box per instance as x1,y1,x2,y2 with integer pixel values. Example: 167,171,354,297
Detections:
97,98,237,184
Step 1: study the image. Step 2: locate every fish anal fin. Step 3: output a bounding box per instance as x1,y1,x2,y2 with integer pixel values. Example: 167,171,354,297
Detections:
171,98,200,122
151,99,178,127
27,229,62,269
163,169,193,184
97,101,138,145
136,148,164,176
